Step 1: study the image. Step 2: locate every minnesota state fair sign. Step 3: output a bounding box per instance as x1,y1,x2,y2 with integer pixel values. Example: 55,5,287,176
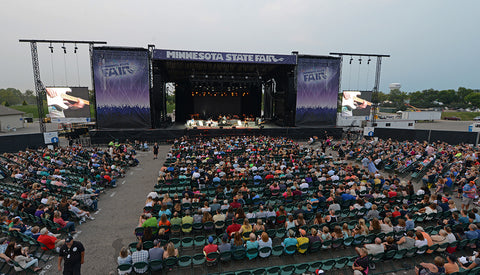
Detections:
153,49,297,65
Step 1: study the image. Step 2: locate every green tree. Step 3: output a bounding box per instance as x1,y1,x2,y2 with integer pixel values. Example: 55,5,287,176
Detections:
388,89,408,110
465,92,480,108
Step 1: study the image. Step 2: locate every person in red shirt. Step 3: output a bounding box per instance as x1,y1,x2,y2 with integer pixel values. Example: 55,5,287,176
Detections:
37,227,65,251
391,206,401,218
203,236,218,262
226,220,241,238
229,198,241,209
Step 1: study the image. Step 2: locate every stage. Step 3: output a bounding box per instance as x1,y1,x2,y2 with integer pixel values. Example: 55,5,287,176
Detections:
89,123,343,144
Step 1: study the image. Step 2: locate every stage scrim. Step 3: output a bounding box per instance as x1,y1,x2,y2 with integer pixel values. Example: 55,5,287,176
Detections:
295,56,340,126
92,48,151,129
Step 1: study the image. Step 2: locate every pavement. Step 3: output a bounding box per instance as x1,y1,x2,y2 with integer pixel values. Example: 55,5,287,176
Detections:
39,146,169,275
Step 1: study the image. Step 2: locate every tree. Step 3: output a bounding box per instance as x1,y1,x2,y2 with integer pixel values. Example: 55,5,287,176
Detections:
465,93,480,108
388,89,408,110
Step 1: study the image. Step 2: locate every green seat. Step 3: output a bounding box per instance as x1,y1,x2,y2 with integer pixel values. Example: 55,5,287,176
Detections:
309,241,321,253
233,249,246,260
393,248,408,260
181,237,194,248
178,255,192,268
246,248,258,260
321,259,335,271
294,263,309,274
266,266,281,275
128,242,138,253
276,228,286,238
143,240,154,250
164,256,178,269
308,261,322,272
220,251,232,262
194,235,206,247
280,265,295,275
192,253,206,266
334,257,349,269
285,244,297,255
259,246,272,258
343,236,354,246
272,245,284,256
170,238,181,248
117,263,132,273
132,261,150,274
206,251,220,263
149,259,163,271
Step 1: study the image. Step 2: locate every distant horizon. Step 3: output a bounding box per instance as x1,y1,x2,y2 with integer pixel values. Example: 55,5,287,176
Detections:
1,1,479,94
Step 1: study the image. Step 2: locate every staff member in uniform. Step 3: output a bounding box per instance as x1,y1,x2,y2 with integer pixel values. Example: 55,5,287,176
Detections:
58,236,85,275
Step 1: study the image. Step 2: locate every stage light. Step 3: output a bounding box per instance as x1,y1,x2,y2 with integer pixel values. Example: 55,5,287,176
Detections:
49,43,54,53
349,57,353,64
231,76,235,79
245,76,249,80
359,58,362,64
62,43,66,54
191,75,195,78
205,75,208,78
219,75,223,79
367,57,371,64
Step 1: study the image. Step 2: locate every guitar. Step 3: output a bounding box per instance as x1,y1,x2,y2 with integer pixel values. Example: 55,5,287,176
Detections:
342,92,372,110
46,88,90,110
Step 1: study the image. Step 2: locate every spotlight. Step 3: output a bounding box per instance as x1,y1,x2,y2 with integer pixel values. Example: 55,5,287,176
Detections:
49,43,54,53
359,58,362,64
62,44,66,54
349,57,353,64
205,75,208,78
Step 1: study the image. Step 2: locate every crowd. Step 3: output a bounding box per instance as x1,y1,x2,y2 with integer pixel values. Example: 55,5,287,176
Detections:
116,135,480,274
0,141,137,272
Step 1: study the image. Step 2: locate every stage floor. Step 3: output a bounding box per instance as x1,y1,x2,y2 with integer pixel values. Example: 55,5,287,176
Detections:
89,122,342,144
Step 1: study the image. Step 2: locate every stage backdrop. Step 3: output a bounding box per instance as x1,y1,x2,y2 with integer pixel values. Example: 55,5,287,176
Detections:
295,56,340,126
92,48,151,129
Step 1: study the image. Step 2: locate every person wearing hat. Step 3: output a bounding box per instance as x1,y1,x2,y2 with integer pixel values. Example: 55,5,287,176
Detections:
148,240,164,271
38,227,65,252
203,236,218,263
296,229,309,254
58,236,85,275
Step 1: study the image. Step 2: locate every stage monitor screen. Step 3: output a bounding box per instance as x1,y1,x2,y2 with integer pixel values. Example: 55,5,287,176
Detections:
46,87,91,123
341,90,372,117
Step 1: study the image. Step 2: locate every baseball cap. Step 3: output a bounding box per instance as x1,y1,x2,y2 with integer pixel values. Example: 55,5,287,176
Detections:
208,236,214,244
65,236,73,242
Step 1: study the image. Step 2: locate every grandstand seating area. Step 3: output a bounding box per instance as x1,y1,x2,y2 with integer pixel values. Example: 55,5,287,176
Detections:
0,143,137,274
127,136,480,274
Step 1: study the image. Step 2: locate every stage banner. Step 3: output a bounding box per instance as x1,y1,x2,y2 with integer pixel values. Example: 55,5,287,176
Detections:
295,57,340,125
341,90,373,117
153,49,296,65
92,49,151,129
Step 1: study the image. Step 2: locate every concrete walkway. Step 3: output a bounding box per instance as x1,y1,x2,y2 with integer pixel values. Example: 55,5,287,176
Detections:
41,146,170,274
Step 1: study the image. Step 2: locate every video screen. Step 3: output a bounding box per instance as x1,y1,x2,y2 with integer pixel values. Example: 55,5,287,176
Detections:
341,90,372,116
46,87,90,120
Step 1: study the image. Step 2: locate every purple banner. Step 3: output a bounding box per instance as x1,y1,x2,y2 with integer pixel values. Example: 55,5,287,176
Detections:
153,49,296,65
93,49,151,129
296,57,340,125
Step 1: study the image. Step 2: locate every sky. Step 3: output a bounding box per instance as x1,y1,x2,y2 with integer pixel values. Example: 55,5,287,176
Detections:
1,0,479,94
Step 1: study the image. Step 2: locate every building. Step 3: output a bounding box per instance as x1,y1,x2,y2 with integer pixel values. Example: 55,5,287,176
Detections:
0,105,25,132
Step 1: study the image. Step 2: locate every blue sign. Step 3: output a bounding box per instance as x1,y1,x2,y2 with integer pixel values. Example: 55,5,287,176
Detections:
51,137,59,143
153,49,297,65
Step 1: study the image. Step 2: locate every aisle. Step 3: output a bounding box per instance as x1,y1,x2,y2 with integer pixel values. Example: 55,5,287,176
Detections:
41,145,170,274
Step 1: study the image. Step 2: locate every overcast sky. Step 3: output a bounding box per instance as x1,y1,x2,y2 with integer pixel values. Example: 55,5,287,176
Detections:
1,0,479,93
